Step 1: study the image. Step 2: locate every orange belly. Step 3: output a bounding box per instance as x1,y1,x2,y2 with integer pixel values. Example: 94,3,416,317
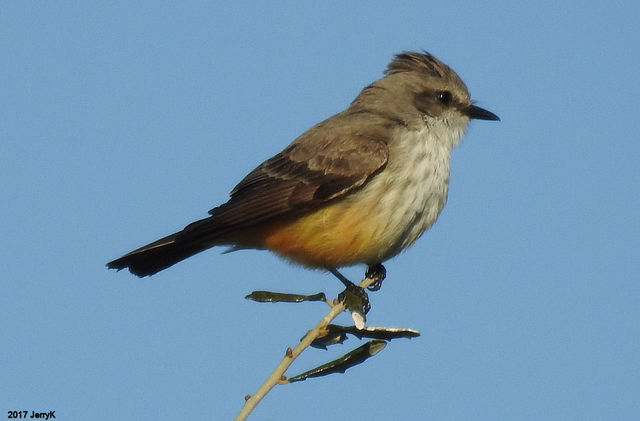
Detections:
248,199,383,268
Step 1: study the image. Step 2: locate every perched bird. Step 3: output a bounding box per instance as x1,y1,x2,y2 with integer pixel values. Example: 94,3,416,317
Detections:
107,51,499,282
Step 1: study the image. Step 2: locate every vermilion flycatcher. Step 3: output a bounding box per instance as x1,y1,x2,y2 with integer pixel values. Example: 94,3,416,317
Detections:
107,51,499,279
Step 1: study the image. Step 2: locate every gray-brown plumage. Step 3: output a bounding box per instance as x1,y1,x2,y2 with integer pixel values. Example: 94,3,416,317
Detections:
107,51,498,277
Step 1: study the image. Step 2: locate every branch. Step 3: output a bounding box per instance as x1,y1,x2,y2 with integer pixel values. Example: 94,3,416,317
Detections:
234,275,377,421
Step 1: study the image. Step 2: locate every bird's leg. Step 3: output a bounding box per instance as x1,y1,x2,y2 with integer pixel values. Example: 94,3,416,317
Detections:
365,263,386,291
329,268,357,289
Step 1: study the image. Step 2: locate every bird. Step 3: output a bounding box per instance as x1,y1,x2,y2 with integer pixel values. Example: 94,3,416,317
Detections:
107,51,499,284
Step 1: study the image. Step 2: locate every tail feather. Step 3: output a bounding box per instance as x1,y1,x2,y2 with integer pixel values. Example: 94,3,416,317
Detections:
107,200,264,277
107,232,210,277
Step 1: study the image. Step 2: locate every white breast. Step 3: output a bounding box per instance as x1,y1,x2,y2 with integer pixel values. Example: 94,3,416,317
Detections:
345,118,466,263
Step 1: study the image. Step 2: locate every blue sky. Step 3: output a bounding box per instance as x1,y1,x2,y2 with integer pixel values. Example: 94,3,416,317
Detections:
2,2,639,420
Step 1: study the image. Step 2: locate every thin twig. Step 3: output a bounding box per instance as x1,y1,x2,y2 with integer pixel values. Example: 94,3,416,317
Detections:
234,275,376,421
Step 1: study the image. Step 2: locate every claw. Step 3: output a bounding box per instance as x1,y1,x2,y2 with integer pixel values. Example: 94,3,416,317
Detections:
365,263,386,291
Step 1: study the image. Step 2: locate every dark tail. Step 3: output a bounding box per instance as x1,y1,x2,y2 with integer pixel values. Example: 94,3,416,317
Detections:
107,198,264,277
106,231,211,277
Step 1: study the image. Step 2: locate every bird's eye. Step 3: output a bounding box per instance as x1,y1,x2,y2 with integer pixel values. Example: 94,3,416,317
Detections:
437,91,452,105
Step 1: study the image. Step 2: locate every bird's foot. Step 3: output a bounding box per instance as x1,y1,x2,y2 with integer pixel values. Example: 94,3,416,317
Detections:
365,263,386,291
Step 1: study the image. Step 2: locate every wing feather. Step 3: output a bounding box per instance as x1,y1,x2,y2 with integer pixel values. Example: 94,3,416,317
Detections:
179,113,392,243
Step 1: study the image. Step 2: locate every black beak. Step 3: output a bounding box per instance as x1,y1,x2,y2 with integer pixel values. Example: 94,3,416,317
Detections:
465,104,500,121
